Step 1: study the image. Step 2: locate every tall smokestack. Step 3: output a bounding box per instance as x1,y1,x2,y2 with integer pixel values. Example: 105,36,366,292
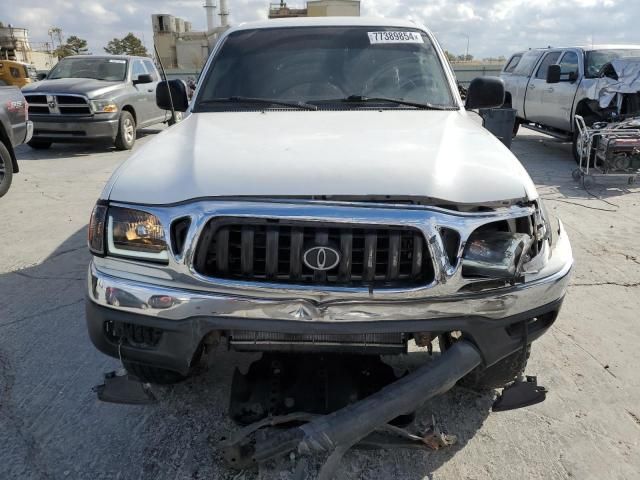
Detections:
219,0,229,27
204,0,217,31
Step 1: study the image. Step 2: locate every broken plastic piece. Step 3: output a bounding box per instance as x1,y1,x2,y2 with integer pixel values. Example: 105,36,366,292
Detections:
492,375,547,412
421,415,457,450
94,370,157,405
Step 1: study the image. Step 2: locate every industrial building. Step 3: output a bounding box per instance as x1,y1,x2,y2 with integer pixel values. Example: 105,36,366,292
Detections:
152,0,229,72
268,0,360,19
153,0,360,75
0,23,56,71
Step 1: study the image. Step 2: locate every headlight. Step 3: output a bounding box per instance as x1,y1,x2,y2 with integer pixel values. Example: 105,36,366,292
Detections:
90,100,118,113
88,203,108,255
106,207,169,262
462,231,532,279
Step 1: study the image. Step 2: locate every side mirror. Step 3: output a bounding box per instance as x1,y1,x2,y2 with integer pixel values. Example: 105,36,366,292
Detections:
37,72,47,81
465,76,505,109
546,64,561,84
133,73,153,85
156,79,189,112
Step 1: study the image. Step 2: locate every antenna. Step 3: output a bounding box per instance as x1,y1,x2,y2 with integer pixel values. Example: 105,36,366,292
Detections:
153,42,177,125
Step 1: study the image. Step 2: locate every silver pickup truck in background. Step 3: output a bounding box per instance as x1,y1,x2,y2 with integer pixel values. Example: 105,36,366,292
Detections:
501,45,640,162
22,55,171,151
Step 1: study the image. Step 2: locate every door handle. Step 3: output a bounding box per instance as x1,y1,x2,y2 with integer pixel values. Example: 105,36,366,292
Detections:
528,84,535,89
545,87,555,93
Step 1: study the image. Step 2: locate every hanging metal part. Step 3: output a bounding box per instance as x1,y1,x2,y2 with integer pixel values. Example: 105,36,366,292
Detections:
220,341,482,477
493,318,547,411
94,370,157,405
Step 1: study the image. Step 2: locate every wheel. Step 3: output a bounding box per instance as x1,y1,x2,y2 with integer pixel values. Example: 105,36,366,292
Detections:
123,361,188,385
572,127,595,167
461,346,531,390
27,140,52,150
582,175,595,188
114,111,136,150
572,169,582,181
512,118,521,138
0,142,14,198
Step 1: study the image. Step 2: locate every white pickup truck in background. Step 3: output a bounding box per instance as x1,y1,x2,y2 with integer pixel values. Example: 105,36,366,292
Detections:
501,45,640,162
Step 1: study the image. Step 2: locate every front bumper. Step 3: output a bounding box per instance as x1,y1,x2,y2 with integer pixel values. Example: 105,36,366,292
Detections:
30,114,119,142
86,219,572,374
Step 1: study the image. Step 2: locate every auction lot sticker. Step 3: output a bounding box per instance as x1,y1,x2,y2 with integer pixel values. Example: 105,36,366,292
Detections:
368,31,424,44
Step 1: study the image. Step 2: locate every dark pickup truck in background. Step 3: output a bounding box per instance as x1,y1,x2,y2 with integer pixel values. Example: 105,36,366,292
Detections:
22,55,171,151
0,86,33,198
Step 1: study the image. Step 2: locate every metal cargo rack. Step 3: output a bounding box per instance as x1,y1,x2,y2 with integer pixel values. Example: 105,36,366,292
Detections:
574,115,640,187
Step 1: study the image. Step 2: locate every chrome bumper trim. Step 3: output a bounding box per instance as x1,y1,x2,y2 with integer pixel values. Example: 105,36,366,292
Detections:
87,221,572,324
24,121,34,144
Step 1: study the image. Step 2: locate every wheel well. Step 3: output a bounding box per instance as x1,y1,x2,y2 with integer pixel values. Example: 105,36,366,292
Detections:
0,126,18,174
121,105,137,125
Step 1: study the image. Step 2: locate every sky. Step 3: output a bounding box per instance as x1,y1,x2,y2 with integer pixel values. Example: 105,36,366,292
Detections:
0,0,637,59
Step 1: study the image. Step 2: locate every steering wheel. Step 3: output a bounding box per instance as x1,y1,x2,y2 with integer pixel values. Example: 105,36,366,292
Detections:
361,59,430,97
363,69,430,99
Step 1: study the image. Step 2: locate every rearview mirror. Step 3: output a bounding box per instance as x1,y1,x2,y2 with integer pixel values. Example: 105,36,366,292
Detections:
465,77,505,109
156,79,189,112
546,65,561,84
133,73,153,85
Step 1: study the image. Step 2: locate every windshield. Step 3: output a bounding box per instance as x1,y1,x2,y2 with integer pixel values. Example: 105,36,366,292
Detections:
196,26,455,110
585,49,640,77
48,57,128,81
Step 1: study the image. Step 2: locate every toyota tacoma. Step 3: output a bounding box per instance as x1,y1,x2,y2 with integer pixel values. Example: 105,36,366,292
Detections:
86,18,573,395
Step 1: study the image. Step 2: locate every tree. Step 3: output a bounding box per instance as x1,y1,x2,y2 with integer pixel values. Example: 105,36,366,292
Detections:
443,50,457,63
104,33,149,57
54,35,89,58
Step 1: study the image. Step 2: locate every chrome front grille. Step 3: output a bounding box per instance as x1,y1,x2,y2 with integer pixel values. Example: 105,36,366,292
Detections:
25,94,91,115
193,218,434,288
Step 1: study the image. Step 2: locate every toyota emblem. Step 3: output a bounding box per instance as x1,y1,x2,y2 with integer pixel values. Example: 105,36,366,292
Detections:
303,246,341,271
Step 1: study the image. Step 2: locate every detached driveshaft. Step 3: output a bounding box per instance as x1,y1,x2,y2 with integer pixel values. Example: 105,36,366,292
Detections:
221,340,482,478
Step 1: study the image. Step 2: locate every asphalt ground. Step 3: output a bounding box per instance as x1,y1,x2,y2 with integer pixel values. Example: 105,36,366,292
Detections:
1,126,639,479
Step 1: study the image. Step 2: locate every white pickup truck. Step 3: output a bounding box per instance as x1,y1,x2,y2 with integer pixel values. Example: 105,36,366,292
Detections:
501,45,640,162
85,18,572,403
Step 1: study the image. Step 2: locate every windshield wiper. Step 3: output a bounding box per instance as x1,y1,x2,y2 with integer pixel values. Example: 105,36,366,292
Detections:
200,96,317,111
314,95,457,110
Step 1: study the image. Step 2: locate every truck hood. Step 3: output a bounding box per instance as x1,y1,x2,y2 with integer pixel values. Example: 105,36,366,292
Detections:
105,110,538,205
22,78,121,99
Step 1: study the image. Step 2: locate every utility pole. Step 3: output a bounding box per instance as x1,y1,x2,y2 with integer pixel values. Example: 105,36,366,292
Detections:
463,34,470,61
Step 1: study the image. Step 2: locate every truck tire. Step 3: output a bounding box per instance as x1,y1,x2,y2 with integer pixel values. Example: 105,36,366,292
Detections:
114,111,136,150
123,361,188,385
28,140,52,150
0,142,13,198
572,129,595,167
461,345,530,390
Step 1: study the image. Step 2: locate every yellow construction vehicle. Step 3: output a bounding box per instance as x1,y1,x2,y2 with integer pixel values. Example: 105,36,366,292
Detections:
0,60,38,88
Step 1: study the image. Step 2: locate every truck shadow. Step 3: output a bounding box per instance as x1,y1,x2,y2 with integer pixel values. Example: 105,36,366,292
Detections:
12,127,165,160
0,227,493,480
